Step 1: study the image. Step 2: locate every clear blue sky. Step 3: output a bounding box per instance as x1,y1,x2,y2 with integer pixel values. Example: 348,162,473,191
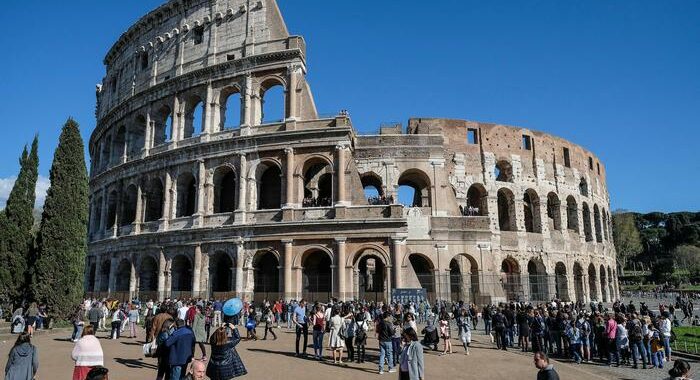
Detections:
0,0,698,212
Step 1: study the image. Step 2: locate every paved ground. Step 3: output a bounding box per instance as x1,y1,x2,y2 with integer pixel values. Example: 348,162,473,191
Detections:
1,323,689,380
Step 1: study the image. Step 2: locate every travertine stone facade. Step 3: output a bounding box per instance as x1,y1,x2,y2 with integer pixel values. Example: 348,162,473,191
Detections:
86,0,618,304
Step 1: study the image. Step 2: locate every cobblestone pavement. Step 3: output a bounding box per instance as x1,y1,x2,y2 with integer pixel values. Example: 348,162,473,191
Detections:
1,317,697,380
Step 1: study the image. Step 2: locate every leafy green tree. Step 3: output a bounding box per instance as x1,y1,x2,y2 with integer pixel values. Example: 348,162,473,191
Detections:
0,136,39,306
33,119,88,318
672,245,700,279
613,212,643,269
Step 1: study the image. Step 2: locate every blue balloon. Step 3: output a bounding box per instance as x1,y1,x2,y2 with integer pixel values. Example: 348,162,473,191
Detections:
223,298,243,316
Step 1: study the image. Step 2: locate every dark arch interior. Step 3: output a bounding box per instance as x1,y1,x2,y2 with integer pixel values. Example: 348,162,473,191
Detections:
177,174,197,217
497,189,515,231
303,251,332,292
171,255,192,291
408,254,434,292
139,257,158,291
254,251,279,293
358,254,385,293
145,179,164,222
214,169,237,213
115,260,131,292
258,165,282,210
211,252,234,292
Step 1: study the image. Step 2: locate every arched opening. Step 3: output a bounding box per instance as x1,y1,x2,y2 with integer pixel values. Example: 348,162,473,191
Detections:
145,178,164,222
579,178,589,197
139,256,158,292
573,262,584,303
101,136,112,169
465,184,488,216
497,188,516,231
106,191,119,228
87,262,96,292
128,116,146,159
113,126,126,163
121,185,138,226
99,261,110,292
599,265,608,302
588,264,598,301
183,95,204,138
449,255,479,303
115,259,131,292
153,105,173,145
257,164,282,210
495,160,513,182
555,262,569,301
357,252,386,302
501,258,521,301
93,197,103,231
523,189,542,233
582,203,593,242
302,250,332,300
213,166,237,213
594,204,603,243
210,252,234,293
361,173,385,204
253,251,280,300
302,159,333,207
397,169,431,207
566,196,579,232
176,173,197,217
259,82,285,124
408,254,435,298
220,88,241,131
528,260,548,302
547,192,562,231
171,255,192,292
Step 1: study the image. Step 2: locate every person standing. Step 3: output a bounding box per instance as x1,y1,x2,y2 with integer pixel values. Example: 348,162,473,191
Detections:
262,308,277,340
165,319,195,380
399,328,424,380
71,325,104,380
533,351,560,380
4,332,38,380
377,311,396,374
206,324,247,380
328,308,345,364
110,307,125,340
192,306,208,361
310,305,326,361
343,311,357,363
660,312,673,363
292,299,308,357
25,303,39,337
127,305,139,339
212,299,222,328
355,314,369,363
71,306,86,342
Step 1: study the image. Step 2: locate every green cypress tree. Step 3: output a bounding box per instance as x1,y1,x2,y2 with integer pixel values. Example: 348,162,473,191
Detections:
0,137,39,306
33,119,88,318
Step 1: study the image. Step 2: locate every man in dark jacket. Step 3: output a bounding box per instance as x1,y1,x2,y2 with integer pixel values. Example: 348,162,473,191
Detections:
376,312,395,374
533,351,560,380
165,319,195,380
88,303,103,333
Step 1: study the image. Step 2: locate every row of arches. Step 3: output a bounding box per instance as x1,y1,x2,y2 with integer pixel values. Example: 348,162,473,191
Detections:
494,160,593,198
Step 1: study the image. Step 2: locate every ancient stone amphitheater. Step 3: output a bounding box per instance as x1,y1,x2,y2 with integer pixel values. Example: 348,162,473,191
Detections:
85,0,618,304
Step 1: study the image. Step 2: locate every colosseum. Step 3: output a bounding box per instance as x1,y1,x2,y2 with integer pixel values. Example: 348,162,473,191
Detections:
85,0,619,305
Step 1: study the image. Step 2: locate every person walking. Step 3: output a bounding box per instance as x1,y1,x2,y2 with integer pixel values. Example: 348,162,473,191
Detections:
438,309,453,355
399,328,424,380
456,309,472,354
110,307,125,340
660,312,673,363
206,324,247,380
377,311,396,374
4,333,38,380
25,303,39,338
71,306,86,342
328,308,345,364
292,300,308,357
192,306,208,361
165,319,195,380
310,305,326,361
262,307,277,340
71,325,104,380
533,351,560,380
127,305,139,339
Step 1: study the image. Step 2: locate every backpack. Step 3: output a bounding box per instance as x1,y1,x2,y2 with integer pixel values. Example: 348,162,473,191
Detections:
355,325,367,344
576,320,591,337
630,321,643,342
339,322,348,340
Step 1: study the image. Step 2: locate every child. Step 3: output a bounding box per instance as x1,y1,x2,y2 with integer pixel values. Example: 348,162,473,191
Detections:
457,310,472,355
245,307,258,341
650,328,664,369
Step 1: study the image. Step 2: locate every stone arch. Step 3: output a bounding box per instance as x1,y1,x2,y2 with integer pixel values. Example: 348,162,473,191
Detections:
153,104,173,145
495,160,513,182
183,93,205,138
352,248,387,299
588,263,598,301
210,251,234,292
599,264,608,302
219,85,242,131
128,115,147,159
139,255,158,292
528,259,549,302
523,188,542,233
251,249,280,298
86,260,97,292
115,258,131,292
398,169,432,207
300,156,334,207
176,172,197,217
171,254,192,292
301,248,333,297
101,135,112,169
497,187,516,231
566,195,579,232
113,125,126,163
258,77,286,124
348,244,391,268
213,165,237,213
99,260,110,292
547,192,562,231
449,253,479,303
145,177,164,222
465,183,488,216
121,184,138,226
360,172,384,201
407,253,435,295
582,203,593,242
579,177,589,197
255,160,282,210
573,262,584,303
594,204,603,242
554,262,569,301
106,190,119,228
501,257,521,301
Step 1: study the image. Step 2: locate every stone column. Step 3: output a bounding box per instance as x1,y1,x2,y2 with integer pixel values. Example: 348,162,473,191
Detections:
193,245,202,296
235,153,247,223
158,249,166,301
284,148,295,207
283,239,293,301
335,145,348,206
134,184,144,234
108,257,118,294
235,242,245,297
287,65,299,121
94,257,103,294
162,172,172,230
336,238,347,301
143,108,153,154
129,260,137,299
172,96,181,142
385,266,393,302
201,83,214,139
241,75,253,135
392,238,406,289
196,160,206,225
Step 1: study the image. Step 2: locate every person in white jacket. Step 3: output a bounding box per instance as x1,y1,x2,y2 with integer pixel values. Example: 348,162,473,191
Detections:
659,312,673,362
71,325,104,380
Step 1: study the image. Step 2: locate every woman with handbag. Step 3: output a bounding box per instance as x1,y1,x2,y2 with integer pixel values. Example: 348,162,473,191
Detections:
206,324,247,380
328,308,345,364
